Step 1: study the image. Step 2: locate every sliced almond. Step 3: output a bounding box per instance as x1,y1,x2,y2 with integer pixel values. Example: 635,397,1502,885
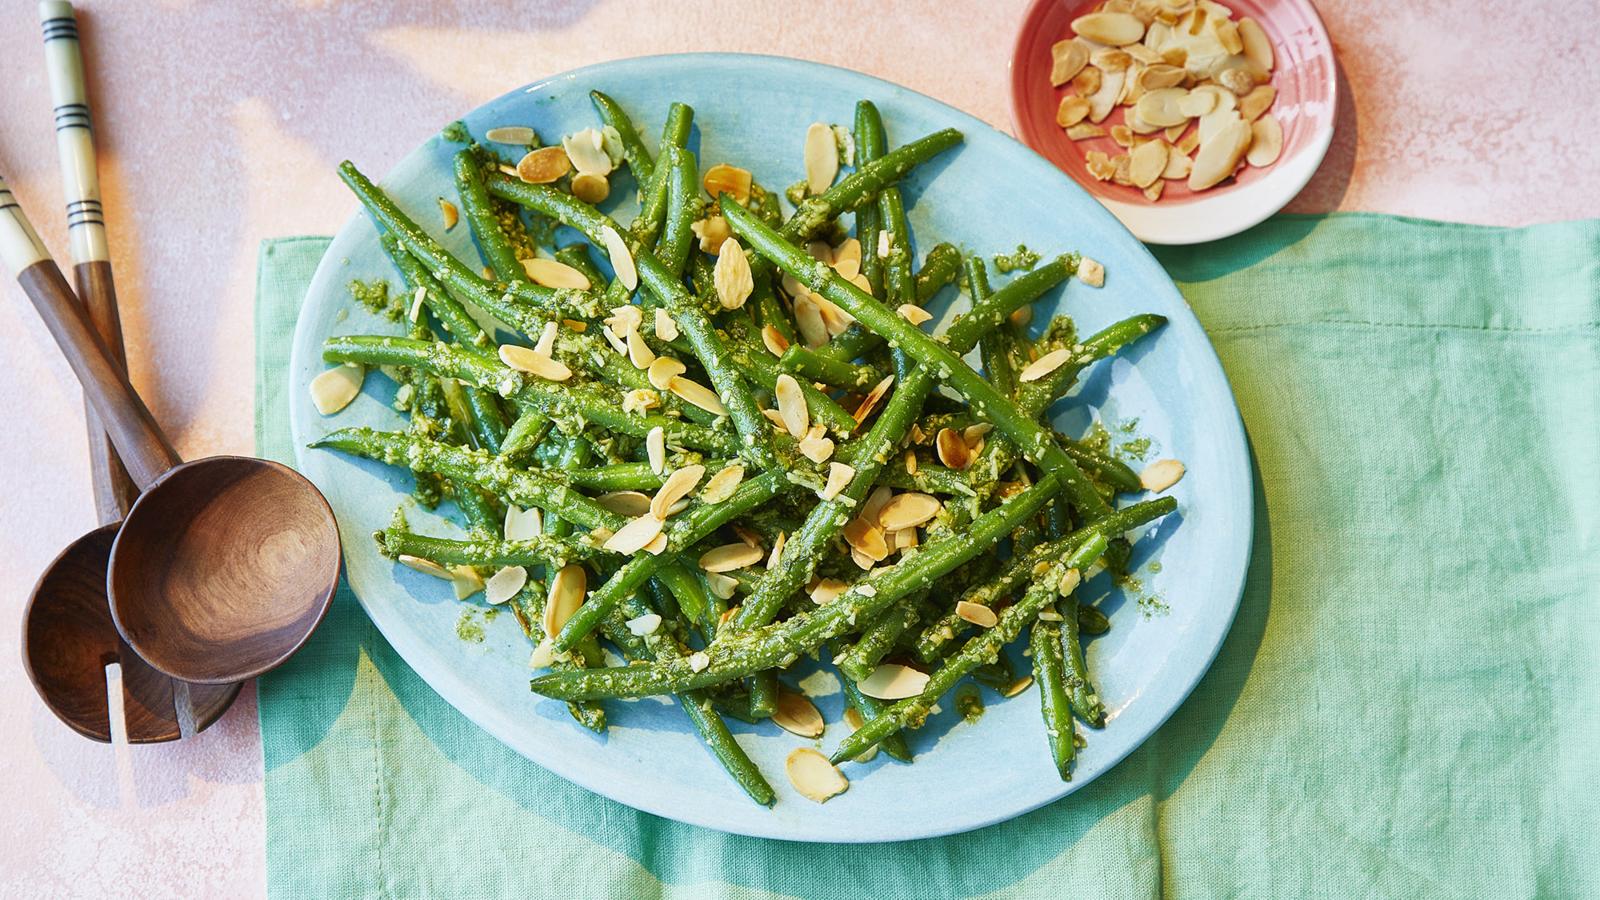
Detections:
543,564,585,636
504,504,542,541
820,462,855,501
651,464,705,520
1070,66,1102,98
528,638,557,669
484,565,528,605
833,237,862,269
857,663,930,700
786,748,848,803
701,463,746,504
1111,152,1134,185
690,215,732,254
647,356,687,391
646,425,666,475
597,490,652,518
852,375,894,425
399,554,452,580
935,427,971,470
626,327,656,369
1128,139,1169,188
1215,18,1243,55
703,163,752,205
599,225,637,291
1216,65,1255,95
485,126,536,145
310,364,364,415
1191,83,1237,115
799,432,835,464
1126,43,1162,66
700,542,764,573
449,566,484,601
524,256,595,291
1059,568,1083,597
956,600,999,628
625,613,661,636
1238,84,1276,123
1247,113,1282,167
1055,95,1091,129
841,707,879,762
1019,347,1070,383
903,449,918,476
803,122,839,195
499,344,572,382
1238,16,1273,71
1142,180,1165,201
773,690,825,738
877,492,941,531
516,146,571,184
1065,122,1107,141
561,128,612,176
1072,11,1145,45
642,533,669,556
767,532,786,570
1135,87,1190,127
713,238,755,310
1137,63,1187,91
1049,38,1091,86
623,386,660,417
1086,67,1126,123
1090,47,1132,73
1085,149,1117,181
1003,676,1035,698
849,546,875,571
1189,116,1252,190
774,373,810,438
600,324,628,355
1162,149,1193,180
570,172,610,205
532,319,559,356
1141,458,1186,492
1177,127,1202,156
761,407,788,429
704,573,738,601
1125,108,1164,136
437,198,459,231
1078,256,1106,287
860,485,894,525
604,514,666,555
668,375,728,416
843,518,889,562
1176,89,1216,118
1120,63,1146,105
758,324,789,358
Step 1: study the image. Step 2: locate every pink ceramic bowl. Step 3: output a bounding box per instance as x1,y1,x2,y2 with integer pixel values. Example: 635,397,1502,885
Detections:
1011,0,1337,244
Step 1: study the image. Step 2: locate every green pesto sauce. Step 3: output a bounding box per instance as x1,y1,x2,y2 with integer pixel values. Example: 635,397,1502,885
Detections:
483,608,501,624
1138,593,1170,618
993,244,1040,273
1119,436,1152,460
440,120,470,144
1080,421,1112,456
349,278,403,320
956,685,985,724
1148,561,1163,573
784,180,808,207
456,608,485,643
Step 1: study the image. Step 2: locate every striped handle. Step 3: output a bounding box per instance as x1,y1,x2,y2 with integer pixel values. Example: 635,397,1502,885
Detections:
40,1,107,265
0,178,51,275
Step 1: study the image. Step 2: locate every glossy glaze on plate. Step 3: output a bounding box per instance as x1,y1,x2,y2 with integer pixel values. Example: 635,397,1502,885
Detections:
289,53,1251,842
1011,0,1337,243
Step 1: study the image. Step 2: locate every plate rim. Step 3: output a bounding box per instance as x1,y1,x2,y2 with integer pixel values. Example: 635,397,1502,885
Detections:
288,51,1253,842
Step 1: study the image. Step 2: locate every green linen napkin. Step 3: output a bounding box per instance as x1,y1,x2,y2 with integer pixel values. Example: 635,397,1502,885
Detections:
255,215,1600,899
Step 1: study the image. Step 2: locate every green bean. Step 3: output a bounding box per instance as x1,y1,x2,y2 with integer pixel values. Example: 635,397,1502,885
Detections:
675,686,774,805
378,230,490,349
589,90,654,183
1016,313,1167,415
552,470,790,650
453,148,527,283
913,496,1176,663
498,408,551,461
1061,575,1104,726
655,143,698,278
529,472,1065,700
1078,603,1111,635
816,241,961,365
830,533,1108,763
723,200,1111,522
835,601,919,682
321,335,739,456
838,664,913,763
781,128,963,240
339,161,602,325
879,462,976,497
515,581,608,733
969,257,1019,401
628,102,694,249
1030,617,1075,779
852,101,887,298
720,317,857,436
376,525,603,569
778,344,887,392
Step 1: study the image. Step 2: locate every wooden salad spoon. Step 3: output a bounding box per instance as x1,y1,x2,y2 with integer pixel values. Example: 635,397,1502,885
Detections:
2,178,342,688
21,1,239,742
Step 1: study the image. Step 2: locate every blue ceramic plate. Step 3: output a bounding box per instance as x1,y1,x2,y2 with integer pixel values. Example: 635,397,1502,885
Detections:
289,54,1251,842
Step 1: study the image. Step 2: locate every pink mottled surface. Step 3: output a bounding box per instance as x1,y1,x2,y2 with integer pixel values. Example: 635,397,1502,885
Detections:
0,1,1596,895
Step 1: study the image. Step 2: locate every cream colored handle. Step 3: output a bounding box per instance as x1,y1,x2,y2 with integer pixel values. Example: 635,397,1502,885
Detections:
0,178,51,274
40,2,108,265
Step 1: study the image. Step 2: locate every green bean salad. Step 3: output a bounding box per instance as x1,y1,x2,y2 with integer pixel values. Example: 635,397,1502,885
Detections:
310,92,1185,806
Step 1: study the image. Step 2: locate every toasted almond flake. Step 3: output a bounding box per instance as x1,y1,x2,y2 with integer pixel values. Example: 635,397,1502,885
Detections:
1129,139,1169,188
1073,10,1145,45
809,578,849,605
499,344,572,381
845,373,892,425
310,364,364,415
1177,128,1202,156
1078,257,1106,288
1126,43,1162,66
859,485,894,526
1003,676,1035,698
600,324,628,355
1189,117,1252,190
793,295,829,349
766,531,786,569
1011,305,1034,328
1247,113,1282,167
773,690,826,738
407,285,427,323
484,126,536,144
761,324,790,356
1085,150,1117,181
528,637,557,669
504,504,542,541
903,449,918,476
895,303,935,327
718,606,740,629
561,128,613,176
877,492,942,531
703,164,752,205
1090,47,1132,73
833,237,862,268
516,146,571,184
956,600,999,628
761,408,788,429
712,238,755,310
642,308,673,343
543,564,586,636
774,374,810,438
1071,66,1102,98
802,122,840,195
1141,458,1186,492
484,565,528,605
621,388,658,415
732,523,763,548
1144,180,1165,202
857,663,930,700
646,426,667,475
850,546,876,571
625,613,661,636
786,748,848,802
568,171,609,204
690,215,732,254
399,554,452,580
1165,122,1190,143
645,356,686,392
668,375,728,416
651,464,705,520
642,533,668,555
1049,38,1091,86
1065,122,1107,141
704,573,738,600
1137,63,1188,91
605,514,665,555
799,433,835,464
1086,67,1126,123
700,464,746,504
935,427,971,470
843,518,889,562
521,257,591,291
1058,567,1084,597
598,225,637,291
1215,18,1243,54
894,526,919,551
528,320,557,357
1135,87,1190,128
818,293,857,336
625,327,656,369
1238,84,1275,123
700,542,764,573
1237,16,1273,71
1055,95,1092,129
820,462,855,501
841,707,880,762
431,199,458,235
688,651,711,672
1163,148,1193,179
